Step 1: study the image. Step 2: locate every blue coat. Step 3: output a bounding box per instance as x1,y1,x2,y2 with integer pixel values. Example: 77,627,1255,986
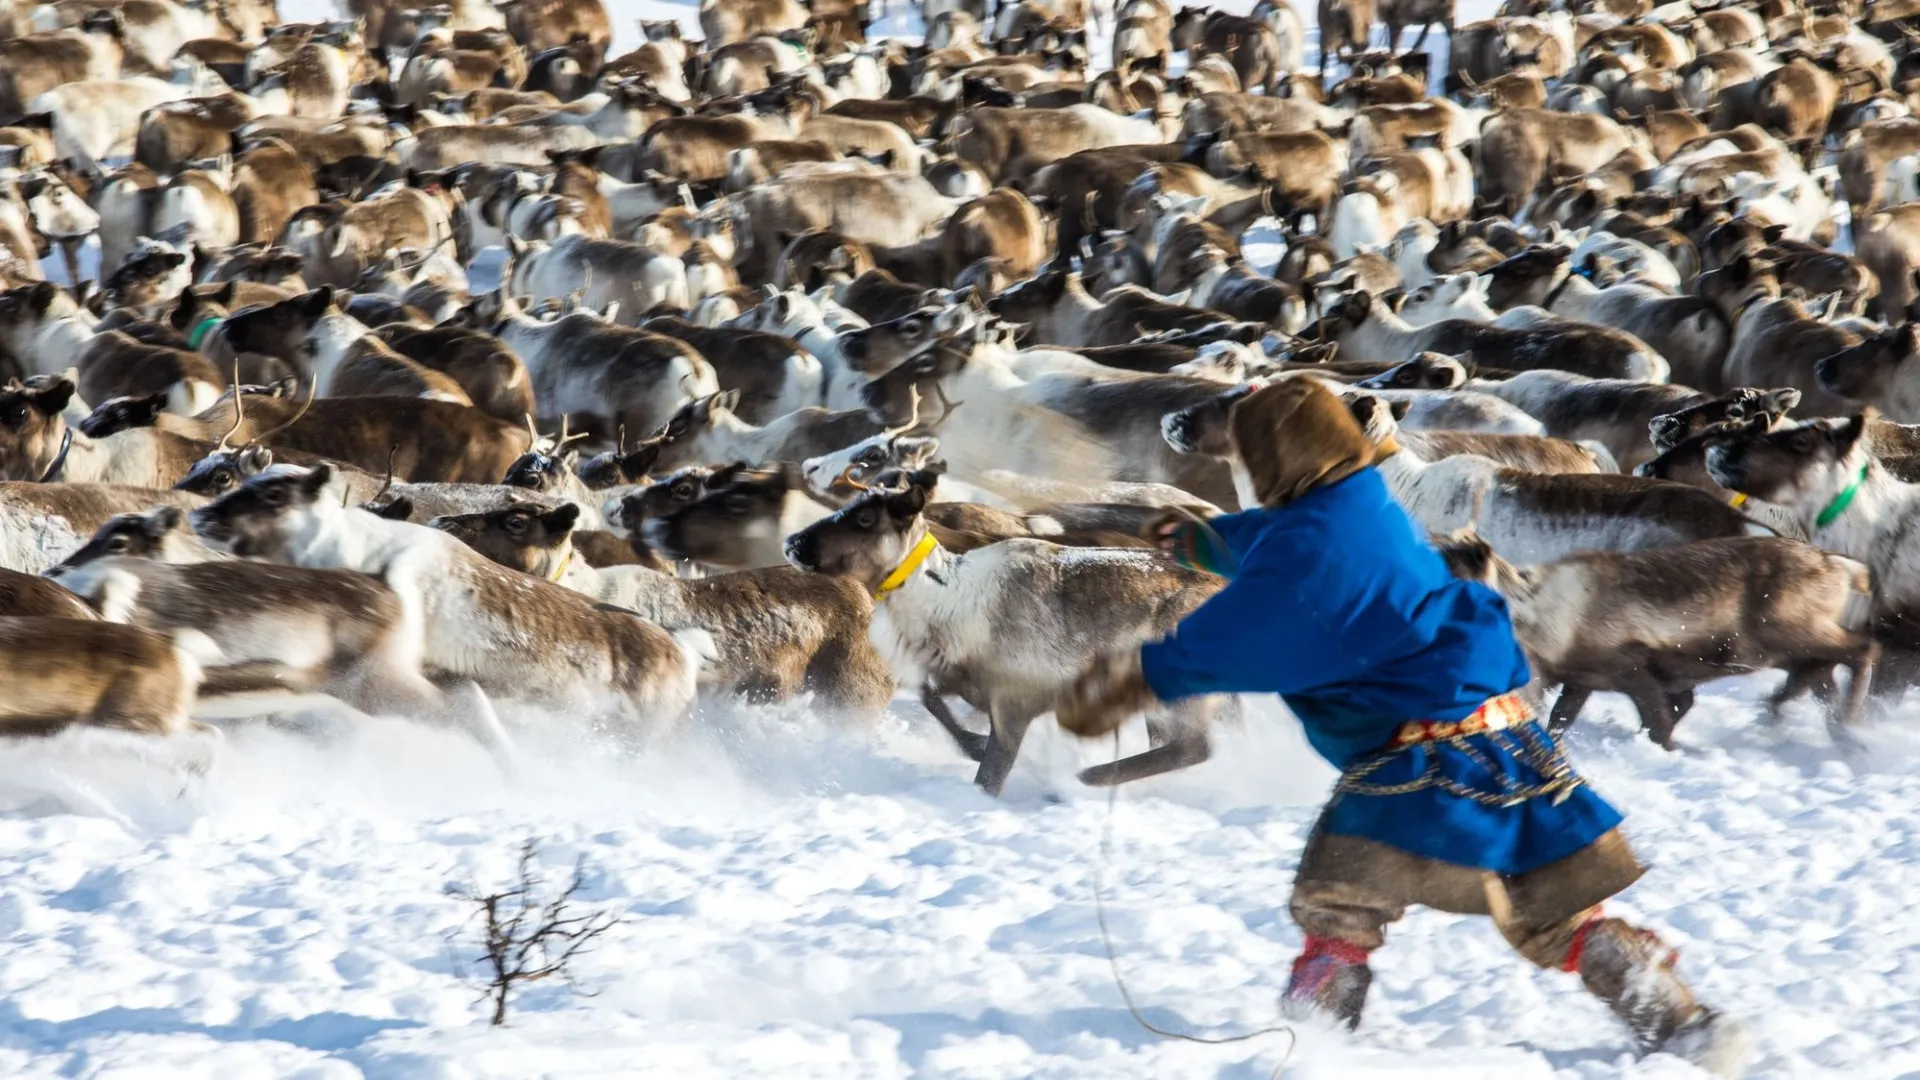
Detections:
1139,468,1622,875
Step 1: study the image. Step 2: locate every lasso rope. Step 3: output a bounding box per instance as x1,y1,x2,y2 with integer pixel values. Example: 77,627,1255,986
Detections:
1090,729,1298,1078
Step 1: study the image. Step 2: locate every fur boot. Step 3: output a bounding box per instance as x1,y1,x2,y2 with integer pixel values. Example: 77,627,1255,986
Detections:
1571,917,1755,1077
1283,935,1373,1029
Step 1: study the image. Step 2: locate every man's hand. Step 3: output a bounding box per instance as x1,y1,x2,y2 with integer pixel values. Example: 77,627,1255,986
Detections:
1142,511,1231,576
1057,648,1157,738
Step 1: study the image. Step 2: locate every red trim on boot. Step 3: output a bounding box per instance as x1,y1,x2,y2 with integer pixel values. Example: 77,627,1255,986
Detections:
1301,935,1373,966
1563,912,1605,974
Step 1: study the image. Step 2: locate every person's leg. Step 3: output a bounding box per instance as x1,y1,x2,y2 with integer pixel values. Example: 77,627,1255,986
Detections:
1284,830,1491,1028
1497,833,1753,1076
1285,876,1397,1029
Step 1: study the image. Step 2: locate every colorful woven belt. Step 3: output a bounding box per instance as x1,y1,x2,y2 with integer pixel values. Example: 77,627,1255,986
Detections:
1389,692,1533,749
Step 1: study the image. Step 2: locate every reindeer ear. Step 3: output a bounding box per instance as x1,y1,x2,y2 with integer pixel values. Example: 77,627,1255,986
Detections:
305,287,334,317
1763,387,1802,415
148,506,185,535
32,377,74,414
543,502,581,534
888,479,930,516
1388,399,1412,421
239,446,273,471
718,388,741,413
28,281,58,314
302,463,333,494
1834,412,1871,452
369,495,414,520
620,439,662,477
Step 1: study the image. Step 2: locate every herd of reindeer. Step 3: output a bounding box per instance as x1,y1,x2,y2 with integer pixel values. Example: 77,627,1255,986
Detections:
4,0,1920,797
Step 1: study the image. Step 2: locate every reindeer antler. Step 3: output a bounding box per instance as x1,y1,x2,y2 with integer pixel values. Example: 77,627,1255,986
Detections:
215,361,245,451
836,463,872,491
885,384,921,437
245,378,316,447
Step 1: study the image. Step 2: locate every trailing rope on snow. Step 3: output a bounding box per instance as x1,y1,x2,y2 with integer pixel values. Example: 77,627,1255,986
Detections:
1091,728,1298,1079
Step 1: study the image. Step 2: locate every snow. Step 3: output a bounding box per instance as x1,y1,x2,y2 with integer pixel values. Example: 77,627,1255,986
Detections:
9,0,1915,1078
2,686,1918,1079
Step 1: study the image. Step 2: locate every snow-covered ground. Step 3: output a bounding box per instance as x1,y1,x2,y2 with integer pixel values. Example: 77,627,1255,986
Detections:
3,684,1920,1079
8,0,1919,1078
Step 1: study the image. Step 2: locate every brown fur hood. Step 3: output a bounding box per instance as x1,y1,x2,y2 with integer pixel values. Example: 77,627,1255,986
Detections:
1229,379,1378,508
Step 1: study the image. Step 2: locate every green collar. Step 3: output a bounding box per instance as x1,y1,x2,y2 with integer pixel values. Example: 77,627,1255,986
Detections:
1816,462,1871,530
186,315,221,351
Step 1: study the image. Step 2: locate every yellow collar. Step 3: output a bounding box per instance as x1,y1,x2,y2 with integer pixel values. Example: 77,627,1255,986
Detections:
547,549,575,583
874,532,938,599
1728,491,1749,509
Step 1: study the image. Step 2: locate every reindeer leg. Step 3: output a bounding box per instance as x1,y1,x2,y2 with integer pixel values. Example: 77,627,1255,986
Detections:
922,687,987,761
1837,643,1878,736
1547,684,1590,734
1077,701,1213,787
1618,674,1677,750
973,699,1041,796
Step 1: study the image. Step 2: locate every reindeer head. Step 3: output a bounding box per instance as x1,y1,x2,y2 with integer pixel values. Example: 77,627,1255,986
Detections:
1815,324,1920,408
0,281,74,340
642,462,811,568
836,303,978,376
78,391,168,439
1161,381,1260,457
1343,391,1414,446
1355,352,1470,391
190,463,339,558
800,427,940,501
45,506,193,575
1480,244,1571,310
18,169,98,241
1647,386,1800,452
430,500,580,576
1429,528,1526,593
1295,289,1375,343
102,237,192,315
220,287,337,358
0,376,74,481
1705,413,1873,511
985,265,1072,325
644,390,741,472
607,465,712,537
578,438,665,490
176,445,277,496
783,468,938,587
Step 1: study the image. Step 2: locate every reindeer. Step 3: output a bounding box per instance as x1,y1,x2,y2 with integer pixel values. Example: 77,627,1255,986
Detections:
985,266,1229,347
0,480,205,574
644,462,838,570
433,498,895,714
0,616,223,780
188,464,708,733
786,468,1227,794
1306,290,1671,382
1436,530,1875,748
645,390,886,473
0,376,218,487
0,282,224,416
44,507,515,751
481,299,719,439
1334,392,1772,564
178,391,541,484
220,288,472,405
1478,245,1731,392
1702,413,1920,694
